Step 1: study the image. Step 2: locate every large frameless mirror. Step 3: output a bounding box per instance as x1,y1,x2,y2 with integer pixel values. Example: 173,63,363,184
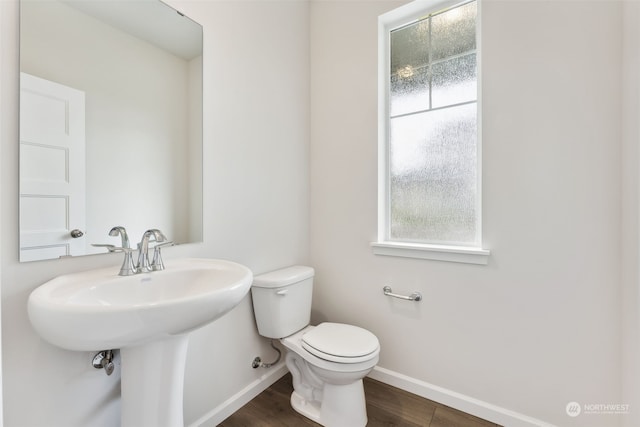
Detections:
19,0,203,262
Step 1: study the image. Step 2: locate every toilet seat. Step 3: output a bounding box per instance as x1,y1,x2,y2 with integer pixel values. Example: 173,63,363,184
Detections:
301,323,379,363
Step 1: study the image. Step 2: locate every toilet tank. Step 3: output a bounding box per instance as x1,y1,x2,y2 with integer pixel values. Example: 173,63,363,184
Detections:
251,266,314,339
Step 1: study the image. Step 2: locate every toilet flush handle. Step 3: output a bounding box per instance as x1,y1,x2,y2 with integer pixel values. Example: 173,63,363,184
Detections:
276,289,288,296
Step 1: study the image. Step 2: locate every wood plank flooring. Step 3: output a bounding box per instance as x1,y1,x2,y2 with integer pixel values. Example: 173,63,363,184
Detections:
218,373,501,427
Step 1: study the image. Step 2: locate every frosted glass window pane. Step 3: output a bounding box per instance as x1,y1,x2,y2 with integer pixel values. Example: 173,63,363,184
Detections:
390,20,429,73
390,69,430,117
431,1,476,61
432,54,477,108
389,103,477,244
390,20,430,116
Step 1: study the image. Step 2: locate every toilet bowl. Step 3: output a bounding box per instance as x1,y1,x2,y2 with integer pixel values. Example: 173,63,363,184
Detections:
250,266,380,427
282,324,379,427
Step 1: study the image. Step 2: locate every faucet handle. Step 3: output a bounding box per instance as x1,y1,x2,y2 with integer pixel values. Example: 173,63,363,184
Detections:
151,241,174,271
112,247,136,276
112,246,134,253
91,243,117,253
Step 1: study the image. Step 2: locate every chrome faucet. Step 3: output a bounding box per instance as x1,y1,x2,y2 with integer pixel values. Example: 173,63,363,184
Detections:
109,226,136,276
151,240,174,271
109,226,131,248
136,229,167,273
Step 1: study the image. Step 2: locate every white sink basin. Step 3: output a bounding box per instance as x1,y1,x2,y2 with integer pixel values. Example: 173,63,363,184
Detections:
28,258,253,351
28,257,253,427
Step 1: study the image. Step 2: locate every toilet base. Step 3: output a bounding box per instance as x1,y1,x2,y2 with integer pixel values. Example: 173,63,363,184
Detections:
290,380,368,427
290,391,322,424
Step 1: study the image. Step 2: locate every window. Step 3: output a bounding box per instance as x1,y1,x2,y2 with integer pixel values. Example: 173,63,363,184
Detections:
372,0,489,264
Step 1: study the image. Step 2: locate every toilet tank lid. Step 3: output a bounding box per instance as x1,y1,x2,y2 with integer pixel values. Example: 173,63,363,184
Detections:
252,266,314,288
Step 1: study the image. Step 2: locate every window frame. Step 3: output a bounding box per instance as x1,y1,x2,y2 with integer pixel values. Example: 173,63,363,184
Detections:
372,0,489,265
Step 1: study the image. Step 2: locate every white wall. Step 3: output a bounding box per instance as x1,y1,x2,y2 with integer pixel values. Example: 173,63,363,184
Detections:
0,0,309,426
0,1,5,424
310,1,623,426
622,2,640,427
172,0,310,424
188,54,204,243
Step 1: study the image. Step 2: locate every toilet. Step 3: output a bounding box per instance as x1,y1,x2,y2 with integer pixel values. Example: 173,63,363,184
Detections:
251,266,380,427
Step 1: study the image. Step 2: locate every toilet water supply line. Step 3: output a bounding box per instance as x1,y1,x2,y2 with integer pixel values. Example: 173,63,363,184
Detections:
252,340,282,369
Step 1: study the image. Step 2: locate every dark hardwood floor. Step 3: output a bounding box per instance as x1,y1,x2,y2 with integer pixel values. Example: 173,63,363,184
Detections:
218,373,501,427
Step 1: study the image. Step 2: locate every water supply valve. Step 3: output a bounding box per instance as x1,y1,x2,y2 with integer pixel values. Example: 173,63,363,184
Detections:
251,340,282,369
92,350,116,376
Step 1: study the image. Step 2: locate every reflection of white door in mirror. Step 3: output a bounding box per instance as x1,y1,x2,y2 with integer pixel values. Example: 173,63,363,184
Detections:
19,72,86,262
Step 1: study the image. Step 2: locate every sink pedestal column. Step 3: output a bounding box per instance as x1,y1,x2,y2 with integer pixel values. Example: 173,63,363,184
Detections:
120,335,189,427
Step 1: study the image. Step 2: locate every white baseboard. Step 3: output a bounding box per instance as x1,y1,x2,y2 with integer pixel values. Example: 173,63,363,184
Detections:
188,362,555,427
187,362,288,427
368,366,556,427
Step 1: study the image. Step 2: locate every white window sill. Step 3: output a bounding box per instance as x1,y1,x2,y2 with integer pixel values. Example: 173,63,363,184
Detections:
370,242,490,265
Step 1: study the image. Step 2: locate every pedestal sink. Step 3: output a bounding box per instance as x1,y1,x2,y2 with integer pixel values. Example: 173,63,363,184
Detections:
28,258,253,427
